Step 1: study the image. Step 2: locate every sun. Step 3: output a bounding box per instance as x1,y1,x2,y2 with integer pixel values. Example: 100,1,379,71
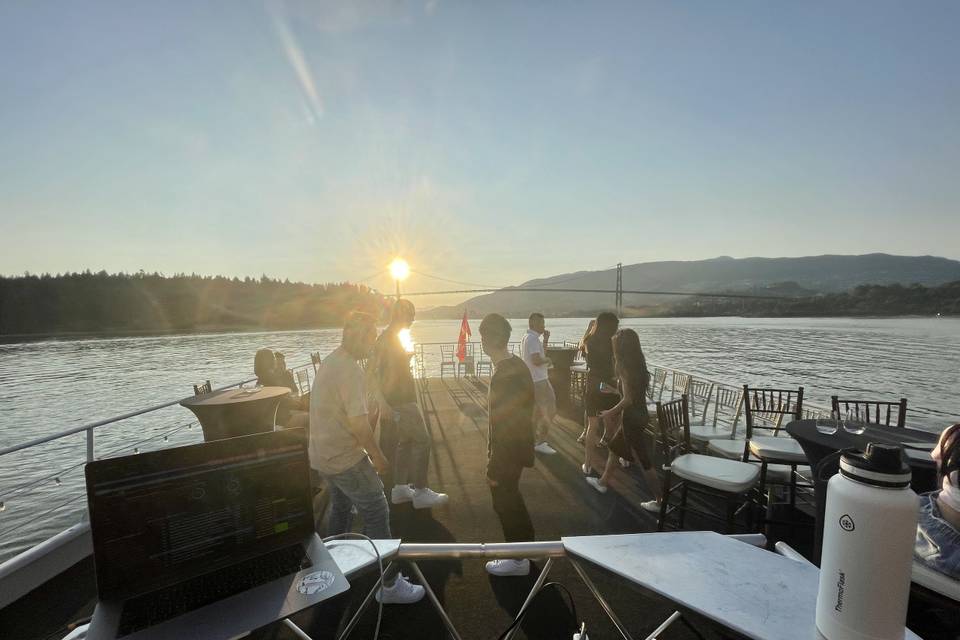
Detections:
398,328,415,354
389,258,410,281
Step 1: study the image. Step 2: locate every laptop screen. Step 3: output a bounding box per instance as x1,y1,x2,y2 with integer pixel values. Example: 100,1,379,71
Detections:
85,429,314,599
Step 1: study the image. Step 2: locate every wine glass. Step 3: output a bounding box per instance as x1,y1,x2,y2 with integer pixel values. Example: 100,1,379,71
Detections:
816,410,839,435
843,409,866,435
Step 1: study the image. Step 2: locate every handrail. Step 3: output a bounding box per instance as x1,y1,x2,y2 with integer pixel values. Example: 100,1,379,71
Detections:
0,361,312,458
645,361,832,413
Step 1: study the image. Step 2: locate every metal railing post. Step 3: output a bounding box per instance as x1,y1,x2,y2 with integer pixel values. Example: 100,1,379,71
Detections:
408,561,463,640
86,429,94,462
568,557,635,640
504,557,554,640
334,561,394,640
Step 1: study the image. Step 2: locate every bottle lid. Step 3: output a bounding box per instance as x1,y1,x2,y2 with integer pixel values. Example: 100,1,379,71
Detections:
839,443,912,488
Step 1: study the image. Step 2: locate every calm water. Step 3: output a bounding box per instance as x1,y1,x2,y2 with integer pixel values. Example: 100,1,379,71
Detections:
1,317,958,561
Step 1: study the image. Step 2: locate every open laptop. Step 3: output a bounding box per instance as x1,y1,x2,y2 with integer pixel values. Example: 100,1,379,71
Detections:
84,429,348,640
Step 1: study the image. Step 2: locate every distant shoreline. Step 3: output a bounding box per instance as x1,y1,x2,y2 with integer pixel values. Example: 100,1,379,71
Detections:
0,324,341,344
2,314,954,345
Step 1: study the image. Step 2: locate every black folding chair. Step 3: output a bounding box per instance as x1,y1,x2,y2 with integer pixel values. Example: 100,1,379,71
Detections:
831,396,907,428
657,395,760,533
740,385,809,533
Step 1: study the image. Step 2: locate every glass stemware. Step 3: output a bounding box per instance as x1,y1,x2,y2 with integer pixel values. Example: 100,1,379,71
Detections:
843,409,866,435
816,410,840,435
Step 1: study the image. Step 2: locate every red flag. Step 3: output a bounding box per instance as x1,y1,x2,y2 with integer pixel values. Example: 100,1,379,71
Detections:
456,310,471,361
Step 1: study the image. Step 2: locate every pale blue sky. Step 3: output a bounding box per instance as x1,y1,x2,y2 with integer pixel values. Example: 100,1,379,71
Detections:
2,1,959,303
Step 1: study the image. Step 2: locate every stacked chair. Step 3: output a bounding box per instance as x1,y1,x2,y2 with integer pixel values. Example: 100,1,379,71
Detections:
689,384,744,446
707,386,809,533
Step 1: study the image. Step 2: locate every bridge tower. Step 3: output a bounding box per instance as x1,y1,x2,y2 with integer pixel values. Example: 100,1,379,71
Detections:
615,262,623,317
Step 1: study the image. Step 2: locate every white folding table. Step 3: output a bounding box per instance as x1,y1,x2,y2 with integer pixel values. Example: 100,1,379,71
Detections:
562,531,922,640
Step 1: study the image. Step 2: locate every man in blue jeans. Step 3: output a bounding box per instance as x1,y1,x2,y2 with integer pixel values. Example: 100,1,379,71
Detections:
370,299,448,509
309,311,425,604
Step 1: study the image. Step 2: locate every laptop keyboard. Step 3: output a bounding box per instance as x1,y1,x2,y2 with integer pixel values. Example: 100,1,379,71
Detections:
117,544,311,636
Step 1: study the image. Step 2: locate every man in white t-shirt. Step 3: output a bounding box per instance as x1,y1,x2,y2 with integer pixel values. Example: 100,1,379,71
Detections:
520,313,557,455
309,311,425,604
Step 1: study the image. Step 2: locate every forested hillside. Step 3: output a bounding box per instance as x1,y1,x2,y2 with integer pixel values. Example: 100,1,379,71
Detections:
0,271,386,337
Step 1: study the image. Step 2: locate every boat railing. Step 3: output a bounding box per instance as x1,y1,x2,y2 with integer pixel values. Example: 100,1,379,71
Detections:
411,340,834,429
0,360,316,555
0,343,841,562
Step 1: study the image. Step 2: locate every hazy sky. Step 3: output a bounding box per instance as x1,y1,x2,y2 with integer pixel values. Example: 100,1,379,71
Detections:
2,1,959,304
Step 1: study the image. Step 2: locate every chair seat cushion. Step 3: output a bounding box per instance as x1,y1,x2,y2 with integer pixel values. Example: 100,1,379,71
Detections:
749,436,808,463
671,454,760,493
689,425,735,441
707,438,746,459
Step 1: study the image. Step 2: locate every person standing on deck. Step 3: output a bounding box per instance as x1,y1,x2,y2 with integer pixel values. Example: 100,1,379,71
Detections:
576,319,597,444
585,329,662,513
480,313,537,577
370,299,448,509
521,313,558,456
582,312,621,475
309,311,425,604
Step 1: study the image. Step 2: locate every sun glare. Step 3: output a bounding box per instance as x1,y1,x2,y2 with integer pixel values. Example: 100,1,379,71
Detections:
398,328,415,353
389,258,410,281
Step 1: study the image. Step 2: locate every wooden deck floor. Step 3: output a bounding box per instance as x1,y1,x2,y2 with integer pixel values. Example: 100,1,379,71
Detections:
262,378,721,640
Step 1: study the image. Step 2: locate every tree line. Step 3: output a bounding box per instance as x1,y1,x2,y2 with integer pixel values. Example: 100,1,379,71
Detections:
0,271,388,337
656,281,960,317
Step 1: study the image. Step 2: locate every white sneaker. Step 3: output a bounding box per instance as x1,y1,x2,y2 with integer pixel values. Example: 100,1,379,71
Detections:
412,487,449,509
586,476,608,494
534,441,557,455
640,500,660,513
618,457,631,468
485,558,530,576
391,484,415,504
376,574,426,604
581,463,592,476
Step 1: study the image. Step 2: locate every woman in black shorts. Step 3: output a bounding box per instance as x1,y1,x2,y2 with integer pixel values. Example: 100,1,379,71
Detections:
584,328,662,513
575,319,597,443
581,312,620,473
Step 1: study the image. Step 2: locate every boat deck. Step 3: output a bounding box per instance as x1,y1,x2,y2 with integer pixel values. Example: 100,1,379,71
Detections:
275,376,716,639
0,378,825,639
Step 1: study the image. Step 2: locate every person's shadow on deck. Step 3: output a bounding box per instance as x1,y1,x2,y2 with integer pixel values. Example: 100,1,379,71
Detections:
390,509,463,637
488,564,576,640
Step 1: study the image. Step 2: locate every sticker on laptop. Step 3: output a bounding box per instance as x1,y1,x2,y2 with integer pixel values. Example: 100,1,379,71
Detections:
298,570,335,595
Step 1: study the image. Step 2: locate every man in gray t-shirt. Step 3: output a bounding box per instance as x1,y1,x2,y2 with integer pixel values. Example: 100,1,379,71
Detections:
309,311,425,605
309,345,378,476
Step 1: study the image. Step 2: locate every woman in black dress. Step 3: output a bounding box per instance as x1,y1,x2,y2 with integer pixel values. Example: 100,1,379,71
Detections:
575,319,597,443
581,312,620,473
585,328,662,513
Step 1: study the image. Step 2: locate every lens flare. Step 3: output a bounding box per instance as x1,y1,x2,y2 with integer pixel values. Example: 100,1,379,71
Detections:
389,258,410,281
398,328,415,353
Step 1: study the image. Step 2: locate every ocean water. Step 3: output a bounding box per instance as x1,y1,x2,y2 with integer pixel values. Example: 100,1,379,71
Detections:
0,316,958,561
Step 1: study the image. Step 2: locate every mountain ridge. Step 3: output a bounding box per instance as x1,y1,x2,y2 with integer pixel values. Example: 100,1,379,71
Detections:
422,253,960,318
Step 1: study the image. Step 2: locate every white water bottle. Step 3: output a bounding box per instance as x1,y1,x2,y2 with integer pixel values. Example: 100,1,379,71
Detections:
816,443,918,640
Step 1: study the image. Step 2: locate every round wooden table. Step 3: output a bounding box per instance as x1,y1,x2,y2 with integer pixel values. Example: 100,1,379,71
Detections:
786,418,939,564
180,386,291,442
